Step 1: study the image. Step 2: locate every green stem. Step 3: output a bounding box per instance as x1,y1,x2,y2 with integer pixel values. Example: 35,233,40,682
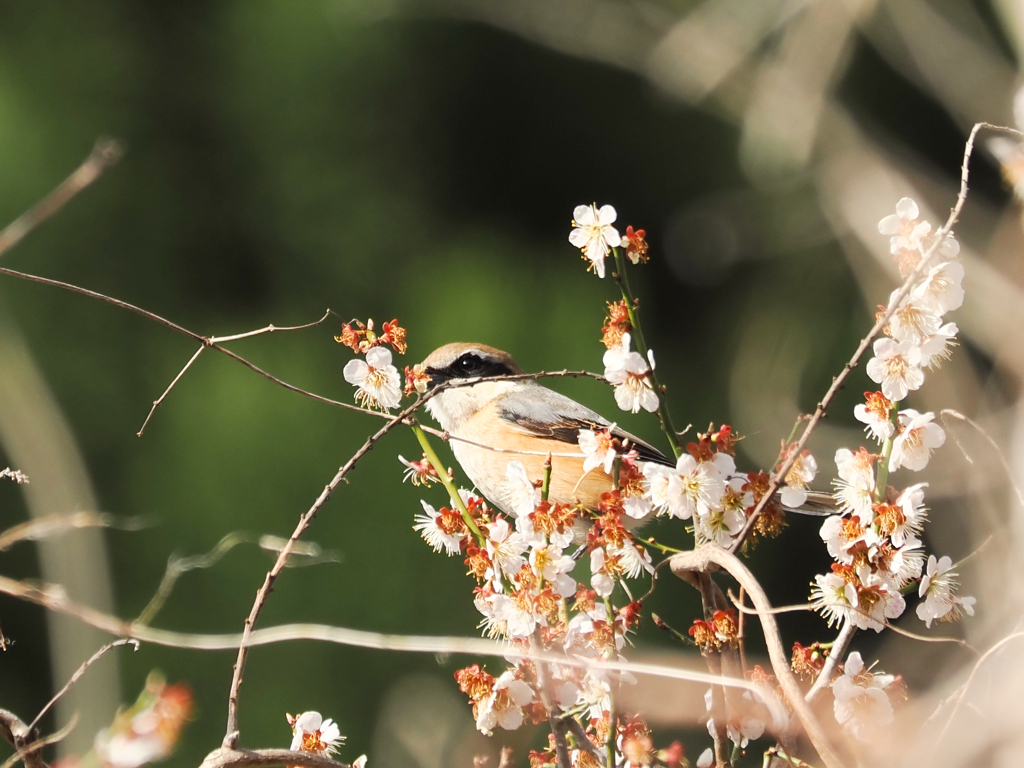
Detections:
611,247,681,460
411,423,485,543
644,538,683,554
542,454,552,502
873,403,901,502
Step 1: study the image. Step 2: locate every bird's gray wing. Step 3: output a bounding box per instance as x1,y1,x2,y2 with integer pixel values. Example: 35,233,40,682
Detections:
494,385,674,466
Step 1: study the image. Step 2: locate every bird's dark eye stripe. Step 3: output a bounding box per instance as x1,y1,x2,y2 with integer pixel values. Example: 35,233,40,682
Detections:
450,354,514,378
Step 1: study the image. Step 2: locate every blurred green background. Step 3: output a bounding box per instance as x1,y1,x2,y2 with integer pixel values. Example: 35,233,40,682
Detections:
1,1,1020,766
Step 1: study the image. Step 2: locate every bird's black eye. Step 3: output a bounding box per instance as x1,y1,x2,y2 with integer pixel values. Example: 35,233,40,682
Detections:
455,354,485,376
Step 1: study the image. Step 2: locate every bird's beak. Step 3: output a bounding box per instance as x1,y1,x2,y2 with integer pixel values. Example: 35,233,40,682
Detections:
423,367,448,390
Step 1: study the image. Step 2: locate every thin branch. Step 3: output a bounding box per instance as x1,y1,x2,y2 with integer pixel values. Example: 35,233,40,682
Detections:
940,408,1024,511
563,718,606,766
934,631,1024,749
137,310,336,436
0,511,144,552
137,532,337,627
419,426,587,457
0,266,380,419
804,621,856,705
221,399,453,747
0,138,122,259
28,640,139,731
730,122,1017,552
0,574,776,699
0,716,77,768
670,546,846,768
198,748,350,768
0,711,43,768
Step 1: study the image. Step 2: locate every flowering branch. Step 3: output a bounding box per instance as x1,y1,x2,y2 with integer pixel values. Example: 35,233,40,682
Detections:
729,121,1018,554
610,247,681,458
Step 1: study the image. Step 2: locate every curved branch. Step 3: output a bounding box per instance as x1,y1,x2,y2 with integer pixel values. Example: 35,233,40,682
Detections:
670,546,846,768
199,748,350,768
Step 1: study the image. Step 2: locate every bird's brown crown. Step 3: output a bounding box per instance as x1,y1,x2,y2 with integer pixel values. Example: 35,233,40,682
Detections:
421,343,523,384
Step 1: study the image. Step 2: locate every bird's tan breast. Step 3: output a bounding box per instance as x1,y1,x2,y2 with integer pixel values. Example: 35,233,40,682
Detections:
449,402,613,513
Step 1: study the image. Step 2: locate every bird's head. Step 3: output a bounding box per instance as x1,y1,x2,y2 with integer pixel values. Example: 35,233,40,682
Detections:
420,343,525,431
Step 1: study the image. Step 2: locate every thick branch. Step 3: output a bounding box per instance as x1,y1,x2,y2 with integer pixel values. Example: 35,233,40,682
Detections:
199,748,350,768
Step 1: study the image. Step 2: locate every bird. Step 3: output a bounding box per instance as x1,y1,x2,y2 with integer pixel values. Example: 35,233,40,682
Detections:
420,342,834,523
420,342,668,516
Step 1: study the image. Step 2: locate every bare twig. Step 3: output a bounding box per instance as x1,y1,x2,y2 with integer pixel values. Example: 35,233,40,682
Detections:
563,717,606,766
28,639,139,732
941,409,1024,511
730,122,1018,552
934,631,1024,749
137,310,335,436
0,715,78,768
0,138,122,260
0,511,144,552
137,532,337,629
199,748,350,768
533,630,571,768
804,621,856,705
670,546,846,768
0,710,43,768
0,469,29,484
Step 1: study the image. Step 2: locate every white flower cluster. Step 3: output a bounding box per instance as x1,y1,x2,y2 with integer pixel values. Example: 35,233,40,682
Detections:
866,198,963,403
603,332,659,414
831,652,899,738
808,197,977,739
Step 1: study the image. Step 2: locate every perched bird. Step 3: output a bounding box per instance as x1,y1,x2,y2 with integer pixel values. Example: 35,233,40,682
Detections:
420,342,834,523
421,342,669,516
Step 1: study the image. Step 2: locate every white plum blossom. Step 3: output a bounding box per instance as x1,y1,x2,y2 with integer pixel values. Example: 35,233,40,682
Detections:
289,711,344,756
919,322,959,370
641,462,685,518
832,652,894,739
877,534,926,589
413,500,464,556
475,670,534,734
913,260,965,314
676,453,729,519
851,565,906,632
820,514,878,565
890,483,929,548
854,393,895,443
780,450,817,508
696,749,714,768
603,333,659,414
569,204,621,278
529,544,578,597
917,555,976,628
878,197,931,255
343,347,402,411
590,547,616,597
695,506,746,546
866,338,924,402
578,426,617,475
810,571,858,628
503,460,541,517
886,291,943,346
608,541,655,579
832,448,876,522
485,517,528,584
889,409,945,472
